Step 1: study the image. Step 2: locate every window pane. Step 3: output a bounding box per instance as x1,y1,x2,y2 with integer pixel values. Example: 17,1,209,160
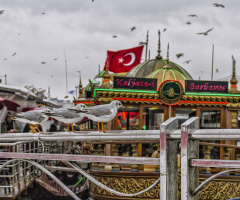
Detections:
200,110,221,129
176,109,196,128
143,107,164,130
117,107,139,130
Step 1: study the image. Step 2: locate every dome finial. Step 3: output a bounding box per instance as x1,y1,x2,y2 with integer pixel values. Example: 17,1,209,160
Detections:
156,30,162,59
164,43,171,69
166,43,169,62
106,56,109,73
98,64,100,75
229,55,239,93
101,55,110,88
78,72,83,98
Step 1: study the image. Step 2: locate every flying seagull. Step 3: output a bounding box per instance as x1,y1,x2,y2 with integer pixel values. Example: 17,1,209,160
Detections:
189,14,197,17
183,60,192,64
176,53,184,59
163,28,167,32
131,26,136,31
212,3,225,8
216,69,219,73
4,58,7,60
197,28,213,35
42,12,45,14
186,21,191,25
12,52,16,56
41,62,46,64
0,10,4,15
53,58,58,60
113,35,117,38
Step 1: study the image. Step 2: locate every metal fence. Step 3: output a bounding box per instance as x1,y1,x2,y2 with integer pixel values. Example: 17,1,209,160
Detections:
1,119,240,199
0,141,40,197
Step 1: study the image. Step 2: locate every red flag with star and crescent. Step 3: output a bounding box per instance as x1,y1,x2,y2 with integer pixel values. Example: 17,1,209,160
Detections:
104,45,144,73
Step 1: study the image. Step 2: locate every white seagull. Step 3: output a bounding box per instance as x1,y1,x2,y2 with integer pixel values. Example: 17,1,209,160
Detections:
13,108,52,133
68,100,122,132
44,103,87,132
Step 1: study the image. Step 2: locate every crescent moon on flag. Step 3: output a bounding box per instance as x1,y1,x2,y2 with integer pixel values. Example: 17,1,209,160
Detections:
123,53,135,66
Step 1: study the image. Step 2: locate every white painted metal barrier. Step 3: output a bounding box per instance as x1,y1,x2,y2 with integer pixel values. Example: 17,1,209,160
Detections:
2,118,240,199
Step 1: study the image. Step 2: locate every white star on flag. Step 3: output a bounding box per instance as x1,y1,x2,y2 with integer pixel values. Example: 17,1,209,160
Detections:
118,57,124,63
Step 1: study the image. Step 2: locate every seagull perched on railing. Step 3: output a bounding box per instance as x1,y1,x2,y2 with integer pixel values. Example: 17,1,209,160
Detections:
13,109,52,133
68,100,122,132
44,104,87,132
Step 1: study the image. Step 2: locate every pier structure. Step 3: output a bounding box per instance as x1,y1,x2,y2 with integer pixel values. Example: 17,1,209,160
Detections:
1,118,240,199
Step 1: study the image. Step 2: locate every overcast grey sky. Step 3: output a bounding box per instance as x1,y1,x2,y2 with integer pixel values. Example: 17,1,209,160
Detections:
0,0,239,99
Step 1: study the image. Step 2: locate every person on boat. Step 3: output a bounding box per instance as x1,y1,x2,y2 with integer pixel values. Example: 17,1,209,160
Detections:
1,112,20,133
49,121,59,132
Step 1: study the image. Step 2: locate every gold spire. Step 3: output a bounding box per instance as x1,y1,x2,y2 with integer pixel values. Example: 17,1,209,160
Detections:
106,58,109,73
164,43,171,69
145,30,149,61
101,57,110,88
78,73,83,98
229,55,239,93
156,30,162,59
230,55,237,84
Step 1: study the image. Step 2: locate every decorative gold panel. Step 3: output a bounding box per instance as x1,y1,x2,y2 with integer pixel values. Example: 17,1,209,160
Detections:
89,171,160,200
89,171,240,200
199,178,240,200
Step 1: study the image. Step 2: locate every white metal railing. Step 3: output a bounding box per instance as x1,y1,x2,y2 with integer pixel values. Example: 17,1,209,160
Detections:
0,141,40,197
2,119,240,199
160,117,240,200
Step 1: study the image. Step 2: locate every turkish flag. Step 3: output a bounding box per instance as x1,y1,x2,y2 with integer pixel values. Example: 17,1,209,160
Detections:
104,45,144,73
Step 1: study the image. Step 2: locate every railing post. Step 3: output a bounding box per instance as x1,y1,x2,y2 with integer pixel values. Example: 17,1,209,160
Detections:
181,117,199,200
160,117,178,200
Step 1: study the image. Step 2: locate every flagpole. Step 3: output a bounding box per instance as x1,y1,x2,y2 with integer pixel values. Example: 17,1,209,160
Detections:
211,44,214,81
64,49,68,98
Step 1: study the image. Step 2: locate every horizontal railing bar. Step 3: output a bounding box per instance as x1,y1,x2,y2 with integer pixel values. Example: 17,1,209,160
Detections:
0,135,159,142
0,152,160,165
92,140,160,144
45,165,78,172
3,129,240,142
191,159,240,168
190,135,240,140
199,142,240,149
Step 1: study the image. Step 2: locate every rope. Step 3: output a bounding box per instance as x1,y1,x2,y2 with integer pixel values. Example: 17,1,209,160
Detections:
0,158,161,198
67,161,161,197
